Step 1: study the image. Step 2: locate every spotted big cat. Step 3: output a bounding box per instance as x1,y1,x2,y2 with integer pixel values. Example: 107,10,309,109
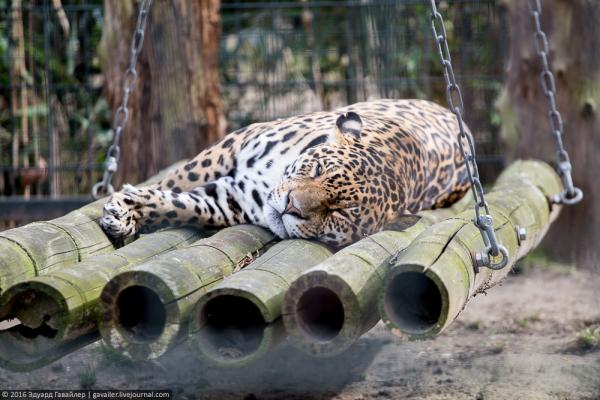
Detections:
101,99,470,247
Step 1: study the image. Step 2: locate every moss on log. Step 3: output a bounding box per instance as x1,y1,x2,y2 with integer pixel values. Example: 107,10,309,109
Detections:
97,225,275,361
0,158,562,368
0,227,203,372
0,161,188,294
379,160,562,339
190,240,332,367
281,196,472,357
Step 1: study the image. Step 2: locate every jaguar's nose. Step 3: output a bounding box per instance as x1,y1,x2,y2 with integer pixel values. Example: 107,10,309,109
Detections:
283,192,306,219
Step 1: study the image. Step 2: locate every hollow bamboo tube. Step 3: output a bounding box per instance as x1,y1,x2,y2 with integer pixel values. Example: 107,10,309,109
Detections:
97,225,275,361
0,227,203,371
0,161,187,294
379,160,562,339
281,200,469,357
190,240,333,367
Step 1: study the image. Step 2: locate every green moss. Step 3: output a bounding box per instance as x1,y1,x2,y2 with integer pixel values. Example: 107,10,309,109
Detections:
79,365,97,389
523,249,552,265
576,327,600,350
520,250,575,274
515,318,529,330
514,314,541,330
97,343,134,368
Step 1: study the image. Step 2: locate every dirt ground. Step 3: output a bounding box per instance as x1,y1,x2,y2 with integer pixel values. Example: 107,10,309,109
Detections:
1,260,599,400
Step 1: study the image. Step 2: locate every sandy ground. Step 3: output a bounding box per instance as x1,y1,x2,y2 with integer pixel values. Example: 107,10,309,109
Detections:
1,261,599,400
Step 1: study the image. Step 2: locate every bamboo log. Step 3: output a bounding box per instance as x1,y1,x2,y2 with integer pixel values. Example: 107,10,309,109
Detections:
189,240,332,367
281,195,471,357
0,227,204,372
379,160,563,339
97,225,275,361
0,161,187,294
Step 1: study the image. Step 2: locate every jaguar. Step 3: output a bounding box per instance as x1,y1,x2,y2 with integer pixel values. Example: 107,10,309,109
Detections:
100,99,470,247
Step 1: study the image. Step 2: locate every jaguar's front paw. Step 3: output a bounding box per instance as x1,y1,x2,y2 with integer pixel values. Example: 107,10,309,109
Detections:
100,185,143,238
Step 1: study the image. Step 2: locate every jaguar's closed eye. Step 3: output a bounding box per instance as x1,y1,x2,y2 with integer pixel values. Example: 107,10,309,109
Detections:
329,204,360,213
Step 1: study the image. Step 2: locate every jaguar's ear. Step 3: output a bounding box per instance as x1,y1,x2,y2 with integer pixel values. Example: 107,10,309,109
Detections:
334,112,363,144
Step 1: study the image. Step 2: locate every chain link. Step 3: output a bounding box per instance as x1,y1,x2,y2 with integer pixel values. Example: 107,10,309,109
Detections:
527,0,582,205
92,0,154,199
428,0,508,270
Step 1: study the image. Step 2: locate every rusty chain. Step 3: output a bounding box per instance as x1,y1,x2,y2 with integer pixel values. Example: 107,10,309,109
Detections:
428,0,508,270
92,0,154,199
527,0,583,205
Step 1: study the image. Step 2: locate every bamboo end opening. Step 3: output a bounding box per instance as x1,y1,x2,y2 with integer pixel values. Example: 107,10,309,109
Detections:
196,295,267,362
296,286,345,342
0,287,62,341
115,285,166,342
383,271,442,334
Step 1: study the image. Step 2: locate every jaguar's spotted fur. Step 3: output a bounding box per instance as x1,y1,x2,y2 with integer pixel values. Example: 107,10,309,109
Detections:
101,99,470,247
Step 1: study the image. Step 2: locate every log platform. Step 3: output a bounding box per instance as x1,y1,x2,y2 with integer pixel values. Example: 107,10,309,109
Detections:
0,159,563,370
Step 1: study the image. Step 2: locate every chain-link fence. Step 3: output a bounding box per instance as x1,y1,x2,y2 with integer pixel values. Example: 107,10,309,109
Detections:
220,0,506,170
0,0,107,200
0,0,506,221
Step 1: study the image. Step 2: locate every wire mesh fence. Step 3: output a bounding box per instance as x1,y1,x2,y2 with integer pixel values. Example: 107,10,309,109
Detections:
220,0,506,169
0,0,506,220
0,0,107,200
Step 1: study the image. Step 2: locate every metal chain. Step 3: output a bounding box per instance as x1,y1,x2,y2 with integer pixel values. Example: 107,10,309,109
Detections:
428,0,508,270
527,0,582,205
92,0,154,199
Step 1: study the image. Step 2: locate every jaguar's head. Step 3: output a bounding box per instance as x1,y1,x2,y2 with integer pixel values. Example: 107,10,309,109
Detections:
264,112,390,247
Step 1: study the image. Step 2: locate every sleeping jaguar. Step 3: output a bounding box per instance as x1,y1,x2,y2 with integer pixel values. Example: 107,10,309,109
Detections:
100,99,470,247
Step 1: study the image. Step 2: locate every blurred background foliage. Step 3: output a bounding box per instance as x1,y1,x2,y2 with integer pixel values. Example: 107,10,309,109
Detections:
0,0,505,199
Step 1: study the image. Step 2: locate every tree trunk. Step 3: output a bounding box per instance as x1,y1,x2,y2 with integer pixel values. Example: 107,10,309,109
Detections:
9,0,29,196
99,0,225,185
498,0,600,268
